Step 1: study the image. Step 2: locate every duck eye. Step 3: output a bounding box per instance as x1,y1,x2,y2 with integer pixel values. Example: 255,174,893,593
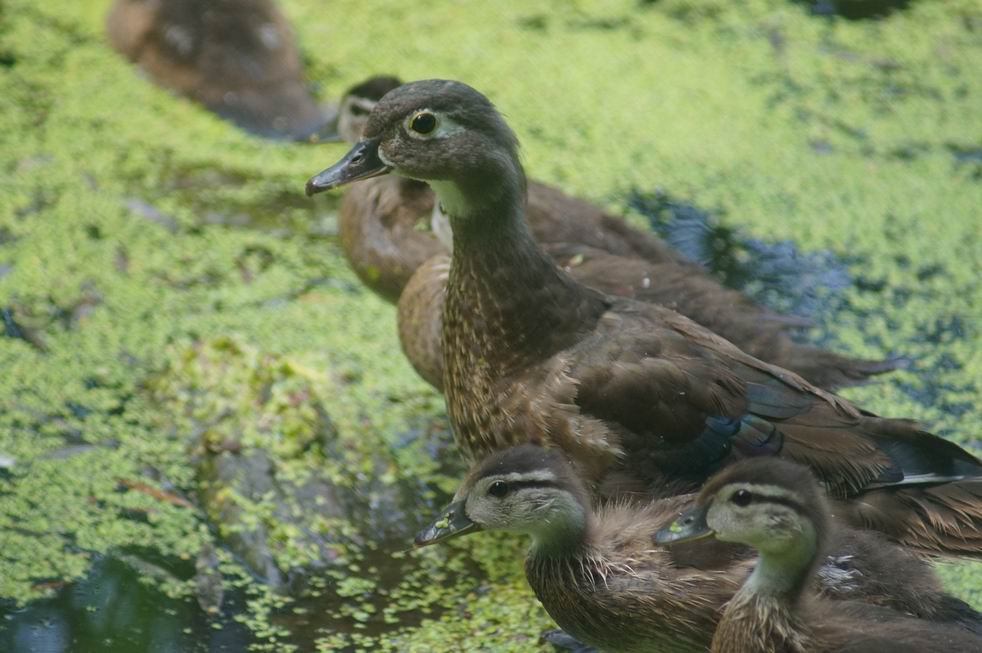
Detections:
730,489,752,507
349,104,369,117
409,112,437,135
487,481,510,498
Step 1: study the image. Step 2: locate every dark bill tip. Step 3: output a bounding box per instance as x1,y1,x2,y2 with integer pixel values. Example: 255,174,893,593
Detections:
304,136,391,196
414,500,483,547
654,503,713,545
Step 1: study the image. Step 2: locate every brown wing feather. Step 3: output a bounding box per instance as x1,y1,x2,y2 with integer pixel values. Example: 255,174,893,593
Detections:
569,302,981,549
548,243,898,390
836,481,982,557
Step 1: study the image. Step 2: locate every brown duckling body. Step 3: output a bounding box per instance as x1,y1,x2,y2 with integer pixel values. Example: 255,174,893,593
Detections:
416,447,980,653
658,459,982,652
309,79,982,557
334,77,897,392
107,0,328,140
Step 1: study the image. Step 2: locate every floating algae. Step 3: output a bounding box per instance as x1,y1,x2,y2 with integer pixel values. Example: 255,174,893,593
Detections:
1,0,979,650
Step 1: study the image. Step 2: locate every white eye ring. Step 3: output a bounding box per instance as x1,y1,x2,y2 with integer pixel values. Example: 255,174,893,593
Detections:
406,111,439,138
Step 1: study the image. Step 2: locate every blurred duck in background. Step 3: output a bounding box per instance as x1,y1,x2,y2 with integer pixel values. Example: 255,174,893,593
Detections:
107,0,333,140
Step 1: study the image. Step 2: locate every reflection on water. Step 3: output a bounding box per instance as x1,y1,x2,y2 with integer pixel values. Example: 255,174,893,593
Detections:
0,558,252,652
0,539,474,652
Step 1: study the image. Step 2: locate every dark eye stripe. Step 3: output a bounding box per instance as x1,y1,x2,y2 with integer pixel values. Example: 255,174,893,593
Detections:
736,491,805,514
506,479,559,491
482,478,559,493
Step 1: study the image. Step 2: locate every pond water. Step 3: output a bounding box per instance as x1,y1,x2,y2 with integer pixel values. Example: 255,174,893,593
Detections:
1,558,249,653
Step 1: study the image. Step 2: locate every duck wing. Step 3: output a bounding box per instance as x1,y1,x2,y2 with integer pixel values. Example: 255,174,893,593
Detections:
547,245,900,391
568,303,982,553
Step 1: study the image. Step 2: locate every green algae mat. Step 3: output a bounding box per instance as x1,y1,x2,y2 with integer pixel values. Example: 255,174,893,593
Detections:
1,0,980,650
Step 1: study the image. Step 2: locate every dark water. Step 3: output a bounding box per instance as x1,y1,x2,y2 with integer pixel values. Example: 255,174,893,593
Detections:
0,415,465,652
0,558,250,653
795,0,914,20
628,189,853,324
0,541,477,653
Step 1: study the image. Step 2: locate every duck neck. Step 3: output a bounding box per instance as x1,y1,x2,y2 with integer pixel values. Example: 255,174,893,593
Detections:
438,166,607,374
530,505,593,558
740,528,819,604
529,503,593,560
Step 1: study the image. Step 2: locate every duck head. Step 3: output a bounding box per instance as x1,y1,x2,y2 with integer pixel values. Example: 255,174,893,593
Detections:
306,79,525,219
325,75,403,143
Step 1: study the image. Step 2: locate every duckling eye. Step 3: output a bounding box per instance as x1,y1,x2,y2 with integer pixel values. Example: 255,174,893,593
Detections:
487,481,510,498
349,104,369,117
730,489,753,507
409,111,437,135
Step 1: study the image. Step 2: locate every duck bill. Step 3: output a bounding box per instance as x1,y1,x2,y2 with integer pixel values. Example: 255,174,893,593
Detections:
414,500,483,547
305,137,391,196
655,504,713,545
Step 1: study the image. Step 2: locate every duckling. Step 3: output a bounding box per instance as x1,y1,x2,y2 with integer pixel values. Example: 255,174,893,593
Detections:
416,446,981,653
307,79,982,557
332,76,899,392
107,0,329,140
656,459,982,652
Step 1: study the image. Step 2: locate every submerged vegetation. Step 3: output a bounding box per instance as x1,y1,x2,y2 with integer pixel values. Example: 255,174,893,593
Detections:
0,0,979,649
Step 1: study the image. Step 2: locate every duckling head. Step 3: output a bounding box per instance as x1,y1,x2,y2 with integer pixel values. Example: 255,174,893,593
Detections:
331,75,403,144
656,459,829,557
415,445,592,554
657,459,829,594
307,79,525,220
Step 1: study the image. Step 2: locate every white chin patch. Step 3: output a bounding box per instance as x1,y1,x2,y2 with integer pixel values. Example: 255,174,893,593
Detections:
428,180,471,218
430,203,454,250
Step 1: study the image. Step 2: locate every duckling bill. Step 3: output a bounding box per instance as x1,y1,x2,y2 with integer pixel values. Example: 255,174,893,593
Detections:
655,504,712,545
414,499,480,546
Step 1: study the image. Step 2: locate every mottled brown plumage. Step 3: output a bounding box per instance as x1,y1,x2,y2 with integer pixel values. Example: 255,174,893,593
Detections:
334,77,898,392
658,459,982,653
416,447,980,653
712,588,981,653
308,79,982,557
107,0,328,140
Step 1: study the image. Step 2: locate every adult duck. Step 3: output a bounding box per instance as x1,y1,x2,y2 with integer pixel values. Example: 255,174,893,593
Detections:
330,76,899,391
308,79,982,556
